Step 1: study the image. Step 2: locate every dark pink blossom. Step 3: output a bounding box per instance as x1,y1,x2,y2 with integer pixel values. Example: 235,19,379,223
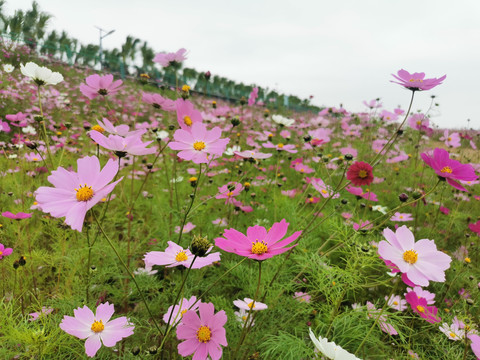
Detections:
2,211,32,220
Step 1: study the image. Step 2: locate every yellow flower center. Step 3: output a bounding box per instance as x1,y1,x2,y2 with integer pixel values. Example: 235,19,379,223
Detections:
440,166,452,173
196,325,211,343
416,305,425,313
75,184,94,202
33,157,38,161
393,301,398,305
358,170,368,178
175,251,188,262
247,301,256,309
399,215,404,219
465,257,471,263
450,332,457,338
416,120,422,125
181,309,188,317
448,137,452,141
0,251,2,256
227,192,233,197
91,320,104,333
193,141,206,151
183,116,193,126
277,143,284,148
321,189,328,194
91,125,105,133
403,250,418,264
251,240,268,255
242,315,247,321
409,78,423,83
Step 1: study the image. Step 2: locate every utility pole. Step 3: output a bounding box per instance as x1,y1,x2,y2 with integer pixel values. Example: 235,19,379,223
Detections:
95,26,115,70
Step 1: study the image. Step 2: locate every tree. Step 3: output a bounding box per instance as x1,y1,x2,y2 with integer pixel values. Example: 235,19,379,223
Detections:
139,41,154,72
120,35,140,75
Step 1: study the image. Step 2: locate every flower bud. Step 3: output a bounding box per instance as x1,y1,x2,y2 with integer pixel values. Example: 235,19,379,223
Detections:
190,235,211,257
398,193,409,202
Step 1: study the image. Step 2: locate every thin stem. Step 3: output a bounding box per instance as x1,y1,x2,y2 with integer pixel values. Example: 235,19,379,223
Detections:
37,86,54,168
234,261,262,359
93,213,163,335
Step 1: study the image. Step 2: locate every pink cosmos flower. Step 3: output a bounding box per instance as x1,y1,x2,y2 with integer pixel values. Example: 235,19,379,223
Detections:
233,150,272,159
144,241,220,269
308,128,331,145
293,292,311,303
0,120,11,132
215,182,244,204
353,220,372,231
366,302,398,335
175,222,196,234
142,92,176,111
154,48,187,67
89,130,156,156
378,225,451,286
163,296,200,326
391,69,446,91
0,243,13,259
1,211,32,220
29,306,54,321
34,156,122,232
169,122,229,164
390,212,413,222
405,291,441,323
175,99,203,131
469,334,480,359
80,74,123,99
233,298,268,311
60,302,134,358
92,118,141,137
212,218,228,226
294,162,314,174
6,112,29,127
262,141,297,153
214,219,302,261
176,302,227,360
309,177,339,199
440,130,461,148
421,148,478,192
439,322,464,341
408,114,430,131
248,87,258,106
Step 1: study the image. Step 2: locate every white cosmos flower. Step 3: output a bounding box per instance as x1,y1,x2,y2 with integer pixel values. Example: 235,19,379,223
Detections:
372,205,388,215
22,126,37,135
20,62,63,86
3,64,14,73
309,328,362,360
272,114,295,127
225,145,241,156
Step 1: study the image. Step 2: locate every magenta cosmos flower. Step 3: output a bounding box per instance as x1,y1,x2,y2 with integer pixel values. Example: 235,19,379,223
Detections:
378,226,451,287
215,219,302,261
346,161,374,186
34,156,122,232
80,74,123,99
421,148,478,191
405,291,441,323
154,48,187,67
215,182,244,204
1,211,32,220
169,122,229,164
60,302,134,358
0,243,13,259
176,302,227,360
391,69,446,91
144,241,220,269
89,130,156,156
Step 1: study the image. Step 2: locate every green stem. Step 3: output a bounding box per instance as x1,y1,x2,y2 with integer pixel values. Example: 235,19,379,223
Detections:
37,86,54,168
93,213,163,335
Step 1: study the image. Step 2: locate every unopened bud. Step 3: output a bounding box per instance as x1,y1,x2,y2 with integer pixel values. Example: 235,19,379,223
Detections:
190,235,211,257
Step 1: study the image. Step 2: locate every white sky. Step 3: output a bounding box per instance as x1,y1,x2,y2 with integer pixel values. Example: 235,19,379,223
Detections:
6,0,480,129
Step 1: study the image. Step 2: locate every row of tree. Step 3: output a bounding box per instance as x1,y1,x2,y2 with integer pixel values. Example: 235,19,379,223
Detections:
0,1,318,111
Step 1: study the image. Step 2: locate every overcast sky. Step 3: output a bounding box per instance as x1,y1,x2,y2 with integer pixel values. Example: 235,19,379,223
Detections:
6,0,480,129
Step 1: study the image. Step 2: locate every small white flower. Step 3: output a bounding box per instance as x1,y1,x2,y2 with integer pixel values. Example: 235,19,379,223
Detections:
272,114,295,127
372,205,388,215
155,130,169,141
3,64,14,73
22,126,37,135
225,145,241,156
20,62,63,86
309,328,362,360
8,154,18,159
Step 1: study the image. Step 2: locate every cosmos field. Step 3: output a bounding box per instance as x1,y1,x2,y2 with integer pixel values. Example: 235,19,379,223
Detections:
0,41,480,360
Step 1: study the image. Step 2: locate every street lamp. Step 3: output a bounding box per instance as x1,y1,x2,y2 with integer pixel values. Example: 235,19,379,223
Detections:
95,26,115,70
